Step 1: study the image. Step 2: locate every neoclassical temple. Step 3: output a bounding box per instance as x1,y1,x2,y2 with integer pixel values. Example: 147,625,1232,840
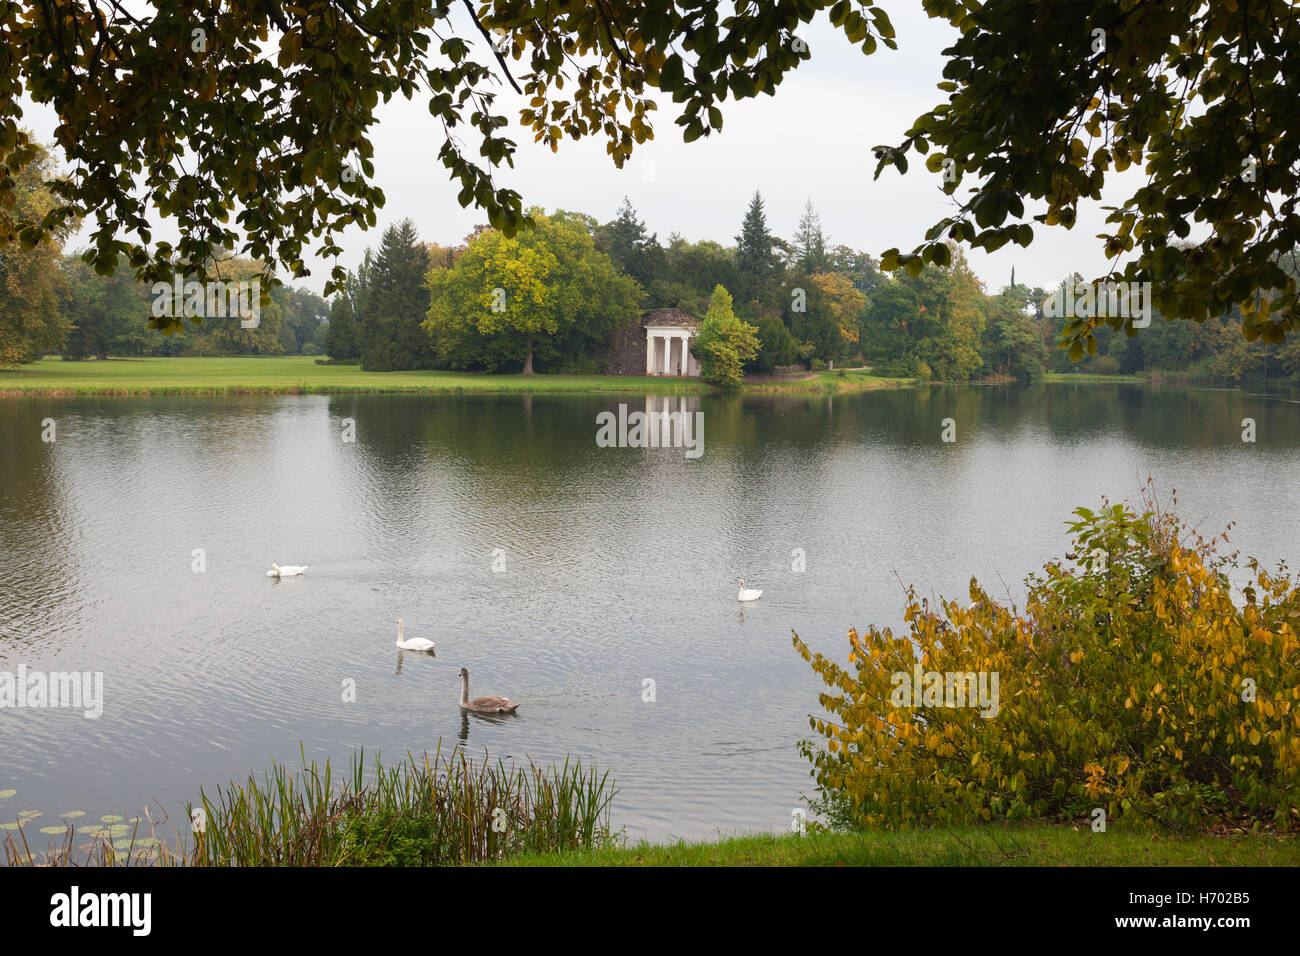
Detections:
604,307,702,377
641,308,700,377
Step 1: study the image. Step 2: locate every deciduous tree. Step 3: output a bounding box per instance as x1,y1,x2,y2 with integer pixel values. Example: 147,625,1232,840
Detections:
0,0,896,323
876,0,1300,346
425,209,639,373
692,284,759,389
59,254,147,359
0,144,68,365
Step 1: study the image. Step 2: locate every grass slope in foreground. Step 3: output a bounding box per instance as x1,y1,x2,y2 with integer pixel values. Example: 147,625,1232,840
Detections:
0,356,908,395
488,827,1300,867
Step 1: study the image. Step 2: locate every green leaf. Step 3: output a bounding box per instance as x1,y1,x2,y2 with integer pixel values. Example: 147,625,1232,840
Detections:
659,55,685,92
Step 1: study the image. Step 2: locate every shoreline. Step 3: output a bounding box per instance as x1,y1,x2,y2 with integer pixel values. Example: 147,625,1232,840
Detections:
7,357,1268,397
0,356,915,397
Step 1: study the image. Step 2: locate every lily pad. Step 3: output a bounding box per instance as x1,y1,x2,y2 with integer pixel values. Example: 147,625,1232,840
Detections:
0,822,19,831
17,811,40,821
102,824,131,838
99,814,123,823
39,825,68,835
0,789,15,799
59,811,85,819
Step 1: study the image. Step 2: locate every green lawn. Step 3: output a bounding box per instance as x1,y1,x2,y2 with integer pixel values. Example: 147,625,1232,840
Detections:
0,356,910,395
0,355,707,395
485,826,1300,867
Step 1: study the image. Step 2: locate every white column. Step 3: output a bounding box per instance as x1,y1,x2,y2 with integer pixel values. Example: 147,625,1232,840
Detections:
645,330,655,375
681,335,692,376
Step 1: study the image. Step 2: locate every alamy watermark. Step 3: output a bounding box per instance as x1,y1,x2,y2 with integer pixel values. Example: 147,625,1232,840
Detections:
50,886,150,936
0,666,103,719
890,663,999,718
1043,278,1152,328
596,403,704,459
151,277,261,328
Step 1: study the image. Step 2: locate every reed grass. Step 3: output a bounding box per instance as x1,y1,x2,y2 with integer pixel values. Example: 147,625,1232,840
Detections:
189,744,616,866
1,806,178,867
3,744,615,867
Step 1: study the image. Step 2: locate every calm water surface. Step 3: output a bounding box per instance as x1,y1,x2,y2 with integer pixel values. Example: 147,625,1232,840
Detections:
1,383,1297,842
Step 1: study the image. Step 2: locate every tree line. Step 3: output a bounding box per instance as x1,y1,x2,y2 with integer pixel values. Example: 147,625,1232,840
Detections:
5,0,1293,358
0,146,329,366
319,192,1300,386
4,152,1299,386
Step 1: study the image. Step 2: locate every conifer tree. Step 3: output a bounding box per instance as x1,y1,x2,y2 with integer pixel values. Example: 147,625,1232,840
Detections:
358,220,435,371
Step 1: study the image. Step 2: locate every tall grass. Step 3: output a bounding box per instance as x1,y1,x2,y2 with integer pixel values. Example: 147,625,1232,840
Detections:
190,744,615,866
1,744,616,867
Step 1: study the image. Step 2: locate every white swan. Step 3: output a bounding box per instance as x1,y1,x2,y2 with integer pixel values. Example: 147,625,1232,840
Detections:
394,617,435,652
737,576,763,602
267,563,308,577
459,667,519,714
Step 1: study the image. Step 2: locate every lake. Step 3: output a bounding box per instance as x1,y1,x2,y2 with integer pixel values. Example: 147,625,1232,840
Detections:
1,382,1297,844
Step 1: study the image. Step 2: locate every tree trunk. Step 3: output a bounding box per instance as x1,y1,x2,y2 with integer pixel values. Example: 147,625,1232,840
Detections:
522,340,534,375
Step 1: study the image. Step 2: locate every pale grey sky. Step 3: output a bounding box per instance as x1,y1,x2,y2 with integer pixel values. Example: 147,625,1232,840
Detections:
21,7,1146,297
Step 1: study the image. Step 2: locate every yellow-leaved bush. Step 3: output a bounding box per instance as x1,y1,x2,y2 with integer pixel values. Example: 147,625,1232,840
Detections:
794,501,1300,831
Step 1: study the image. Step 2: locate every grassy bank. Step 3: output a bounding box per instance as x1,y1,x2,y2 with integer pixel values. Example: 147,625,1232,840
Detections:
1042,371,1146,383
2,748,616,867
8,743,1295,866
0,356,706,396
488,826,1300,867
0,355,910,396
743,367,912,393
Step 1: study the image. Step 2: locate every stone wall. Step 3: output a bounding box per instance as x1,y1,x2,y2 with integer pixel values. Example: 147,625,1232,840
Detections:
604,316,647,375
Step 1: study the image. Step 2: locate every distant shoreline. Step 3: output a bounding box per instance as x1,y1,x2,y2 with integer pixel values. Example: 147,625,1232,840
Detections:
6,356,1237,397
0,356,915,397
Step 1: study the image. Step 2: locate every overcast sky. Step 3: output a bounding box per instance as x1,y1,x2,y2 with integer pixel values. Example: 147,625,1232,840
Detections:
20,7,1147,298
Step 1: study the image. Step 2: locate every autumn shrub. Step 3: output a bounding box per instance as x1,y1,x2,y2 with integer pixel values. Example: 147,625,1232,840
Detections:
794,496,1300,832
